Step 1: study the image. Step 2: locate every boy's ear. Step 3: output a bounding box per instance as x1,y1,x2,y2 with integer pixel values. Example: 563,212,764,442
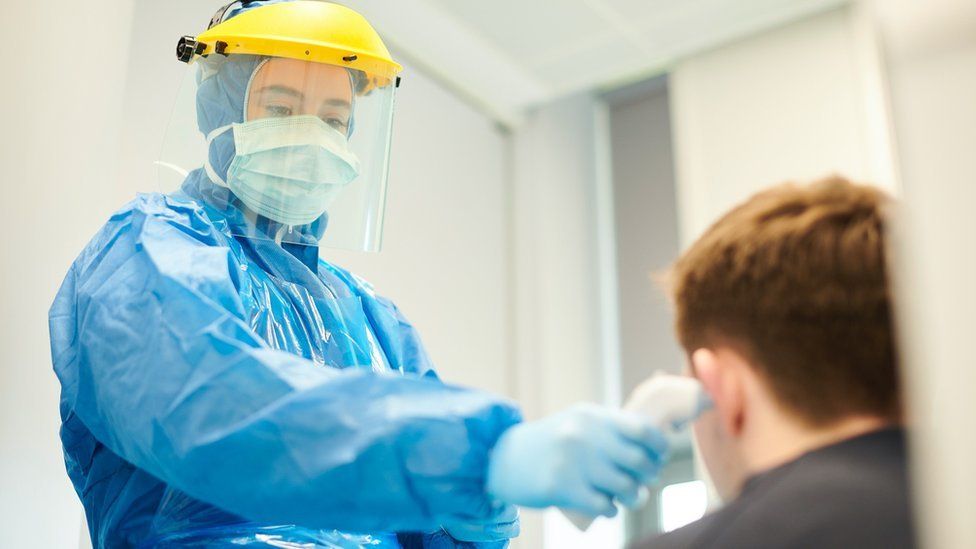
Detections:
691,348,746,436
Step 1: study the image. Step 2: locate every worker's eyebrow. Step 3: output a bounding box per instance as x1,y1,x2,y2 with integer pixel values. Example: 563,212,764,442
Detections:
321,98,352,109
254,85,304,99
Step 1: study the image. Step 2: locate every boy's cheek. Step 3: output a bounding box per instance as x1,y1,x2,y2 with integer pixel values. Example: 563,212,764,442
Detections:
692,412,717,465
693,412,725,478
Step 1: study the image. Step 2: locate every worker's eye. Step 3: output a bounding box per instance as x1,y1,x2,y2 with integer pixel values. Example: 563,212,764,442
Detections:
264,104,293,117
323,116,349,132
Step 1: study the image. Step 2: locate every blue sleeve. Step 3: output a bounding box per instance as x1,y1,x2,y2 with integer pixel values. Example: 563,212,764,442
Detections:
374,296,520,549
49,195,522,534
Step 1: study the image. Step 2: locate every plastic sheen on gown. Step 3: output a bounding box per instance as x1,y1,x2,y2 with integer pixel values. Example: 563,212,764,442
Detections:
49,171,522,548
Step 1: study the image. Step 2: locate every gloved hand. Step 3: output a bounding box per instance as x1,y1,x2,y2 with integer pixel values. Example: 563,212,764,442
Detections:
485,403,669,518
443,504,519,542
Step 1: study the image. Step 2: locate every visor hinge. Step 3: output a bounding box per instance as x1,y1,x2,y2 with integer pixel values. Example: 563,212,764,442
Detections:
176,36,206,63
214,41,229,56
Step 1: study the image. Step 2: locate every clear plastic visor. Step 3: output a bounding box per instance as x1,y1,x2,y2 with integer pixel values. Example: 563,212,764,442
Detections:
158,54,396,251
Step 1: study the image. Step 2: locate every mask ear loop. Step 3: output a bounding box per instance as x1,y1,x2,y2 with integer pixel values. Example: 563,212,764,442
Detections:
204,124,233,187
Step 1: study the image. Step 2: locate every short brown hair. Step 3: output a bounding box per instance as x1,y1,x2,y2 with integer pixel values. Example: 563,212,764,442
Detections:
670,176,900,426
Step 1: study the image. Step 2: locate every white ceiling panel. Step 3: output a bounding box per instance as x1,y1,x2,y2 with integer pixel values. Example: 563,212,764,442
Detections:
426,0,608,60
355,0,850,126
532,34,656,92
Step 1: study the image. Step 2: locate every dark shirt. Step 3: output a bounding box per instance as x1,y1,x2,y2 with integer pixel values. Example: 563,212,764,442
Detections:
633,428,915,549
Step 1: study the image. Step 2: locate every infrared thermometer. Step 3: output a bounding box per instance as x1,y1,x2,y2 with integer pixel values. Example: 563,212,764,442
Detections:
563,373,712,531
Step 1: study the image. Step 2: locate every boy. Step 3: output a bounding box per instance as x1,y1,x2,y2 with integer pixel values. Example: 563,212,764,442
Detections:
637,177,915,548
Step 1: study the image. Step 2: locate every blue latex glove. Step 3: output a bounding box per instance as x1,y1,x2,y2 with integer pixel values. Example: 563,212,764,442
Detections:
485,403,669,517
443,504,519,542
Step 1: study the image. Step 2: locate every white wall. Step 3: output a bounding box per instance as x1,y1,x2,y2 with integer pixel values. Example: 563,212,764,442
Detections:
116,0,204,195
325,63,514,398
511,95,609,419
670,5,899,246
0,2,136,547
510,94,625,549
606,79,685,394
604,79,692,542
871,1,976,547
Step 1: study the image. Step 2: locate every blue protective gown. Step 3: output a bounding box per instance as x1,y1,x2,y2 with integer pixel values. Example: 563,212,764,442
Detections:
49,171,522,548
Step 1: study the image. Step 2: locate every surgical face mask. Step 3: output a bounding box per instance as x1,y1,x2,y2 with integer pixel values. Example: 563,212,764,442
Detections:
205,115,361,227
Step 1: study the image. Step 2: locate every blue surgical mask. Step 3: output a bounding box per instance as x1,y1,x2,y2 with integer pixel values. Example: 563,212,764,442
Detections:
205,115,361,227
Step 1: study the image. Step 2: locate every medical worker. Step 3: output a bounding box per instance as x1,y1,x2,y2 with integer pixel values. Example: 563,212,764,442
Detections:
49,2,668,547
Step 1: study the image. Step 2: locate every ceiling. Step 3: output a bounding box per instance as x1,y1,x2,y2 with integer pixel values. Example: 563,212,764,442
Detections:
346,0,848,126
